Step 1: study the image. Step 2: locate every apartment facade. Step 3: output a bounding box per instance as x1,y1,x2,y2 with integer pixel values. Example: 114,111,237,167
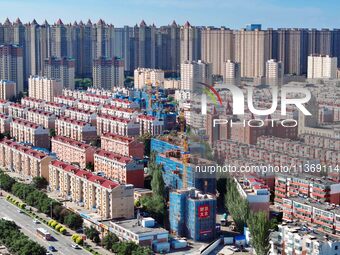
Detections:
51,136,95,169
270,223,340,255
101,133,144,159
180,60,212,91
55,116,97,143
134,68,165,90
10,118,50,148
137,115,164,135
0,139,52,181
0,114,11,133
49,160,134,219
44,56,75,90
94,148,144,187
64,107,97,125
0,100,11,114
0,80,16,100
307,55,337,79
26,109,56,129
96,114,140,136
0,44,23,94
28,75,63,102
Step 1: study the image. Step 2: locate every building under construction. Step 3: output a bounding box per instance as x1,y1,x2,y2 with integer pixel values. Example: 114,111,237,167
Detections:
150,137,216,193
169,188,217,241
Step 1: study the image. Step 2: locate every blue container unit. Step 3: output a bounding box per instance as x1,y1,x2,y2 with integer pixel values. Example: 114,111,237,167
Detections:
169,189,217,242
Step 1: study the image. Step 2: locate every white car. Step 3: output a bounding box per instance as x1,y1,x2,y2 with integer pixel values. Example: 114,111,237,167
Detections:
33,219,40,224
71,244,80,249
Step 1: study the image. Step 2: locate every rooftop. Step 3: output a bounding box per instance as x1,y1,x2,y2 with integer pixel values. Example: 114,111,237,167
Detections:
110,218,168,236
0,139,49,159
51,160,120,189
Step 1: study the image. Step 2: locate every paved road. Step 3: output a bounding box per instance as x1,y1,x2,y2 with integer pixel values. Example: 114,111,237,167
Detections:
0,197,90,255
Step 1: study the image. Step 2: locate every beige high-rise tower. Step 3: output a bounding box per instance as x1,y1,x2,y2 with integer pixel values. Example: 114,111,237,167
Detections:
234,29,270,78
201,27,234,76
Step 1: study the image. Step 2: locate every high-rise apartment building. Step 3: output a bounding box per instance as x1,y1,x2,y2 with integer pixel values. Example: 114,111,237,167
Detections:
180,60,212,91
266,59,283,85
234,29,270,78
134,67,165,89
44,56,75,89
307,55,337,79
93,56,124,90
0,80,16,100
28,75,62,102
51,19,68,58
224,60,240,83
0,44,24,94
180,22,201,64
201,27,234,76
132,21,156,69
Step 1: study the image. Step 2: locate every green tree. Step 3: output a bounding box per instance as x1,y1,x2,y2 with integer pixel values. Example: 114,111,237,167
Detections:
0,172,16,191
64,213,83,230
138,132,152,156
140,195,166,224
247,211,273,255
102,232,119,250
84,226,100,244
151,164,165,197
225,177,249,232
32,176,48,190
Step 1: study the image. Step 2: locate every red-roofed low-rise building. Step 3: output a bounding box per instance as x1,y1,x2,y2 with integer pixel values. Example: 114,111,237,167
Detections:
0,139,52,181
26,109,56,129
64,107,97,125
43,102,67,116
94,149,144,187
54,95,78,107
101,105,139,120
51,136,95,169
101,133,144,159
10,118,50,148
8,103,28,119
137,115,164,135
49,160,134,219
0,114,11,133
55,116,97,143
0,100,11,114
21,97,45,109
96,114,140,136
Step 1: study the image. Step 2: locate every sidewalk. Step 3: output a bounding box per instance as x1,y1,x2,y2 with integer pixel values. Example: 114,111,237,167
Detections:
1,190,113,255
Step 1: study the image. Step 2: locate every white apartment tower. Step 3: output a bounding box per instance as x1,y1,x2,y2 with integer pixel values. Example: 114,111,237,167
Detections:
134,68,165,89
307,55,337,79
224,60,240,83
266,59,283,85
28,75,63,102
180,60,212,91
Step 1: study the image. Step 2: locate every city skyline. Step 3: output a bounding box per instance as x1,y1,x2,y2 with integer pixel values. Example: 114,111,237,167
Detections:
2,0,340,28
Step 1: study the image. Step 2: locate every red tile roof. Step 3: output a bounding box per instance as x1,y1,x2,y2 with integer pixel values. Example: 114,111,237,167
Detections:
52,136,92,150
50,160,119,189
0,139,48,159
95,149,132,164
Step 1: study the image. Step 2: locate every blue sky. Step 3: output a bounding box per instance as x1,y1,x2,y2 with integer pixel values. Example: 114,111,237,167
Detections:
1,0,340,28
